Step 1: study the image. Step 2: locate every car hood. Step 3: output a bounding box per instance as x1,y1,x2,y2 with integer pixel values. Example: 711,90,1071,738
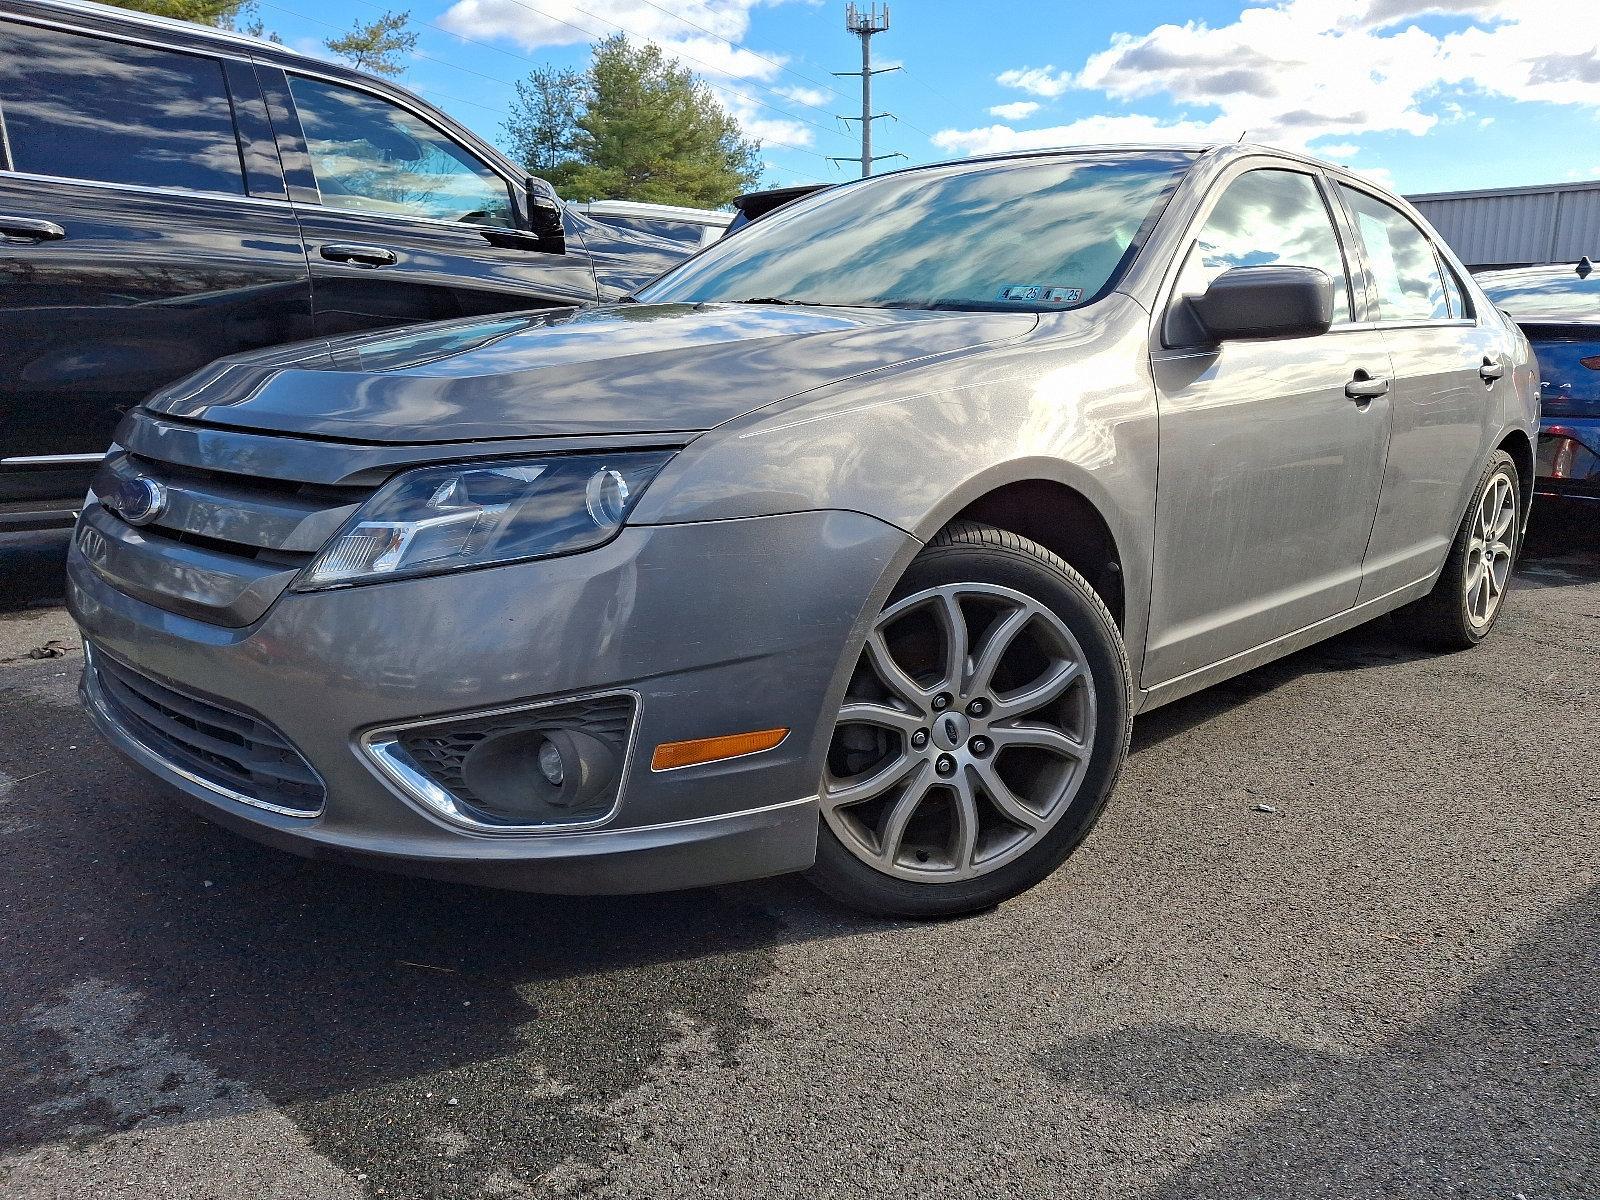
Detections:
144,303,1035,443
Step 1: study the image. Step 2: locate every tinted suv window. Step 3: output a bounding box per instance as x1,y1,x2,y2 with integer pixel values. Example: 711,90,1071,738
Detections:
288,76,513,227
1338,185,1449,321
0,23,244,194
1173,168,1352,323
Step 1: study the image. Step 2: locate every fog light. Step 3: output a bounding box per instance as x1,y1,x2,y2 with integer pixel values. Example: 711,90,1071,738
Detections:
537,738,565,787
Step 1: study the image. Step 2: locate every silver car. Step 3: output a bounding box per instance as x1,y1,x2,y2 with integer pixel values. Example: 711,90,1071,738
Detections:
68,144,1538,917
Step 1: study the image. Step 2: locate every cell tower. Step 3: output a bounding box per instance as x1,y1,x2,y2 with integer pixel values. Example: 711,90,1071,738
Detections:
831,3,904,178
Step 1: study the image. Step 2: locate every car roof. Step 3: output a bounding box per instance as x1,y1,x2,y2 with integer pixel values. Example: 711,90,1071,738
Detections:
1475,260,1600,325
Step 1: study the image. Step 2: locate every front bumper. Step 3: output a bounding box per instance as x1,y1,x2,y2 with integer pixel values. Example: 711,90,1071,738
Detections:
68,509,911,894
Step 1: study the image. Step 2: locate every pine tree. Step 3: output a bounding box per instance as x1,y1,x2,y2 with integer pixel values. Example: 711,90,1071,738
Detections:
324,10,417,78
528,35,762,207
502,67,586,196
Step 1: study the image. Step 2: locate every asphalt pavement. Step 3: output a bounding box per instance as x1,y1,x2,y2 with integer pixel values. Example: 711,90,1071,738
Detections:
0,513,1595,1199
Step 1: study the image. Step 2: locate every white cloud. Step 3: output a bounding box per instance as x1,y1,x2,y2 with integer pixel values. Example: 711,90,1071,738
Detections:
988,101,1042,121
938,1,1600,159
774,84,830,107
438,0,790,81
438,0,830,148
1315,141,1361,158
996,65,1073,98
933,112,1231,157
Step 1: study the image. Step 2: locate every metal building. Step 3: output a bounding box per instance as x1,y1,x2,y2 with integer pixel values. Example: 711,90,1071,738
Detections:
1405,178,1600,270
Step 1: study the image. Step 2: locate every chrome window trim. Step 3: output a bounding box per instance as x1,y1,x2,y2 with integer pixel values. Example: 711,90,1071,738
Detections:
357,689,643,836
81,644,326,820
2,452,108,465
0,168,295,208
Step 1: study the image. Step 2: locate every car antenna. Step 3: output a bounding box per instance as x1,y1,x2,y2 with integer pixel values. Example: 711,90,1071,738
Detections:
1236,130,1248,143
1578,255,1594,279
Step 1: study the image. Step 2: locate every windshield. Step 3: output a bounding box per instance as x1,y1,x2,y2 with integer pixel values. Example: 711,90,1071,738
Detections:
636,151,1195,312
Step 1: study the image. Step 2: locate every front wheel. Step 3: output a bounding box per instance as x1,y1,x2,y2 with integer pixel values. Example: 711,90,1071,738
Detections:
1393,450,1521,650
806,522,1133,919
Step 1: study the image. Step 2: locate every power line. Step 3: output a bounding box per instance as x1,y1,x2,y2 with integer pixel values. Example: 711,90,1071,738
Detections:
628,0,849,105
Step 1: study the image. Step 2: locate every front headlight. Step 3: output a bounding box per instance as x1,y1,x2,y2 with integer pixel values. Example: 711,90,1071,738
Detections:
295,451,674,589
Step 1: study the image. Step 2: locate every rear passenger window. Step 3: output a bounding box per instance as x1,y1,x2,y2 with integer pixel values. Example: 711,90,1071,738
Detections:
0,23,245,195
1173,169,1353,324
1338,185,1450,322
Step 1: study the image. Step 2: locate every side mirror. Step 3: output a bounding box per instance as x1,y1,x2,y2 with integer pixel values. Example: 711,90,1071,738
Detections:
1179,265,1333,344
525,178,566,252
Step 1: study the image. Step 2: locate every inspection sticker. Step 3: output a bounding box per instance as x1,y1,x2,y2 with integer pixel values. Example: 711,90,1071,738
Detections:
997,284,1082,303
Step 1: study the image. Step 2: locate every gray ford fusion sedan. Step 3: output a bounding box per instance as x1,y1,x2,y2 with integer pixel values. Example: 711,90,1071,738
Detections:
68,144,1538,917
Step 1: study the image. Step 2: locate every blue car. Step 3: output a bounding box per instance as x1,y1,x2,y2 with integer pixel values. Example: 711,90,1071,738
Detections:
1477,258,1600,503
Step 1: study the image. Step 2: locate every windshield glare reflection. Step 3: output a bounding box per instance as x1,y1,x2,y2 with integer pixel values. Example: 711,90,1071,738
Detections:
637,152,1196,314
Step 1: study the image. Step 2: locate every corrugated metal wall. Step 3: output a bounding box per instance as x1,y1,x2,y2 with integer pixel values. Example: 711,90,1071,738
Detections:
1406,180,1600,268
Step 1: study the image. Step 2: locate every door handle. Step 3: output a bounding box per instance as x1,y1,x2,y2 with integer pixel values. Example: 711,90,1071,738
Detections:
1344,370,1389,402
0,215,67,242
1479,357,1504,384
320,243,398,267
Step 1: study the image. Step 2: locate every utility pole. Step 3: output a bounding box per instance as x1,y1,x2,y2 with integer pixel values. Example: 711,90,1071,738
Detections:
830,3,904,178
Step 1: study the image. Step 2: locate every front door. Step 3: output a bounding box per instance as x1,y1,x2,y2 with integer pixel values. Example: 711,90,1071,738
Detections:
1144,166,1393,686
262,68,597,338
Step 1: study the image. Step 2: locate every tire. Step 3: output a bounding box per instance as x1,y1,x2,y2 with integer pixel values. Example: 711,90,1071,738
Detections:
806,521,1133,919
1393,450,1521,651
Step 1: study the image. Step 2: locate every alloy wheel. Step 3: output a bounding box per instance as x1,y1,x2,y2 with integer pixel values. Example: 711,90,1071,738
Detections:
823,583,1097,882
1466,471,1516,629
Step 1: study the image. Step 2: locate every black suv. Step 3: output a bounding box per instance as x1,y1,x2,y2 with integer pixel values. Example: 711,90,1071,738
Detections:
0,0,687,533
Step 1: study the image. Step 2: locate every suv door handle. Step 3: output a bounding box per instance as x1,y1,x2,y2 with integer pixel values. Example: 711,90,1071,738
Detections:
320,243,398,267
0,215,66,242
1344,370,1389,402
1479,357,1505,384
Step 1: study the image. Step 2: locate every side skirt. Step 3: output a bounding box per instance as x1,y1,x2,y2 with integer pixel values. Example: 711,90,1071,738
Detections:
1133,574,1437,714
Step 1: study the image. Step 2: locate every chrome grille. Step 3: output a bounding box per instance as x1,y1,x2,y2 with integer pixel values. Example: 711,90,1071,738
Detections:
89,648,325,816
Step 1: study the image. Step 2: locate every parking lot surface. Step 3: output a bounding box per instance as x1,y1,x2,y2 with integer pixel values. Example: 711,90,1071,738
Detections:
1,516,1595,1200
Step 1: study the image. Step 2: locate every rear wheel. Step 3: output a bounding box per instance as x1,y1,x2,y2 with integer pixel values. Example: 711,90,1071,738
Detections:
1394,450,1520,650
807,522,1132,918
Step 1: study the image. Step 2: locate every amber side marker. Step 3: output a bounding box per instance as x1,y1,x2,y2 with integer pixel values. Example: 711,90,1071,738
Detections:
651,727,789,771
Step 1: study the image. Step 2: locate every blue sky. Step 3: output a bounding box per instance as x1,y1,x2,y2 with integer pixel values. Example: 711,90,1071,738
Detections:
254,0,1600,198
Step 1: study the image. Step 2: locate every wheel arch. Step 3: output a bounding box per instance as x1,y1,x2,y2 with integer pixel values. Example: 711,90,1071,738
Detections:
915,454,1139,633
1496,426,1535,537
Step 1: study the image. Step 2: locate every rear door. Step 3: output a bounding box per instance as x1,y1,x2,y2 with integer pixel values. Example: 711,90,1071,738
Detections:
1145,164,1395,685
260,67,597,336
1333,183,1508,600
0,17,313,524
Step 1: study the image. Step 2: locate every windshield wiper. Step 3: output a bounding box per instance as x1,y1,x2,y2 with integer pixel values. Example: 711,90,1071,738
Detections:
735,296,822,306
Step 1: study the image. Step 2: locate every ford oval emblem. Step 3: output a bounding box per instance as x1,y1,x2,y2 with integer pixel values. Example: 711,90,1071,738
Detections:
108,476,168,526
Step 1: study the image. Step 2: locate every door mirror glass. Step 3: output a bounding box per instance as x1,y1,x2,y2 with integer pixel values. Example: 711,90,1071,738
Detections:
1186,265,1334,343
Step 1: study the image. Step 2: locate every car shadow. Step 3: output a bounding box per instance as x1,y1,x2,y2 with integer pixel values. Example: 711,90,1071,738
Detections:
1033,882,1600,1196
1,509,1593,1193
0,667,890,1191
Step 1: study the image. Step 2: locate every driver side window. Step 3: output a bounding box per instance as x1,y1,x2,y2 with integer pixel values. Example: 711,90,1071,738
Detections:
288,75,514,228
1174,169,1354,325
